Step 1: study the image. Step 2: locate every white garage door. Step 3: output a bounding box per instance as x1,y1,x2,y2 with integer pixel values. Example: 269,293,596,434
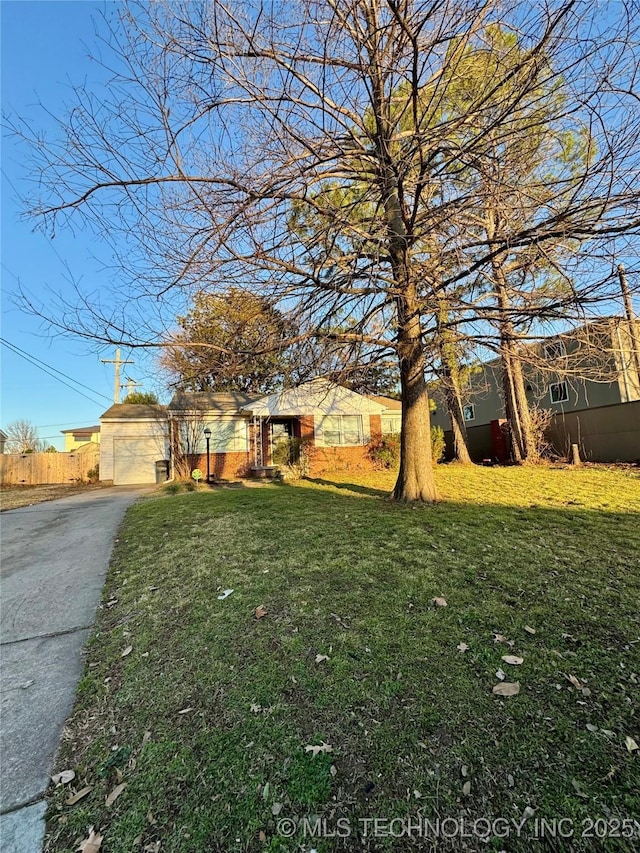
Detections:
113,437,163,485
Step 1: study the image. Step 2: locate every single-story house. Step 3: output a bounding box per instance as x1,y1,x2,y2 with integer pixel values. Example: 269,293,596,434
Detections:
60,424,101,452
99,380,402,485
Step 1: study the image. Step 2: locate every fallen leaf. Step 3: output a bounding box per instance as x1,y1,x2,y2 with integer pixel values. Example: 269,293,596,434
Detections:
51,770,75,786
493,633,514,647
524,625,536,635
330,765,337,777
625,736,639,753
259,830,267,842
77,826,103,853
492,682,520,697
432,597,447,607
586,724,598,733
315,654,329,664
461,765,468,777
571,778,588,798
495,668,506,681
143,843,161,853
305,742,333,757
178,707,194,714
254,605,268,619
566,674,583,689
522,806,536,820
457,642,469,653
271,802,283,816
142,731,152,746
462,781,471,796
147,810,157,826
217,589,234,600
66,786,92,805
121,646,133,658
105,782,126,807
262,782,270,800
501,655,524,665
250,703,263,713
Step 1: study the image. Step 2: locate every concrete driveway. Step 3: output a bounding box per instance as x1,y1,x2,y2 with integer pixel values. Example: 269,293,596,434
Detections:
0,486,150,852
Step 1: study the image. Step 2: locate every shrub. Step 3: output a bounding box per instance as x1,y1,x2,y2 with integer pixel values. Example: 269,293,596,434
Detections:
368,427,445,468
271,437,311,479
163,481,182,494
367,433,400,469
430,426,445,463
86,464,100,483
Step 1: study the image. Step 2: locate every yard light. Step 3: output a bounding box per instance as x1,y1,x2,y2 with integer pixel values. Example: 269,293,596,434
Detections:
204,427,212,483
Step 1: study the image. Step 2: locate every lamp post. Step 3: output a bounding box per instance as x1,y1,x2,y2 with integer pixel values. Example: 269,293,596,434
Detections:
204,427,211,483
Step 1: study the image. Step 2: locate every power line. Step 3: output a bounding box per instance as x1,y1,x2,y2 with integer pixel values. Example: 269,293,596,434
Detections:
0,338,111,407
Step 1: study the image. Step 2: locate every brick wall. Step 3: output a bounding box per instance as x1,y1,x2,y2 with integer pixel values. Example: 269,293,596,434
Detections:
185,452,252,480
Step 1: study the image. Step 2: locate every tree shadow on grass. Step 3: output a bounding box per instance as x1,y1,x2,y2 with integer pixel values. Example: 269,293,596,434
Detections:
303,476,390,498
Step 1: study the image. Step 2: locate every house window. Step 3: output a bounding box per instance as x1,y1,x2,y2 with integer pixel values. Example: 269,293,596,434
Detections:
544,341,566,360
549,382,569,404
203,420,248,452
319,414,364,446
463,404,475,422
381,414,402,434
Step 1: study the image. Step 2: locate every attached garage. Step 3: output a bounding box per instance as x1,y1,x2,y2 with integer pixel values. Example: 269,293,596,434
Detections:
100,404,169,485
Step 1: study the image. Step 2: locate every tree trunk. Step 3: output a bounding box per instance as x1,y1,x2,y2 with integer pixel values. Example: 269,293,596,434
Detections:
492,258,538,462
392,290,438,502
446,382,473,464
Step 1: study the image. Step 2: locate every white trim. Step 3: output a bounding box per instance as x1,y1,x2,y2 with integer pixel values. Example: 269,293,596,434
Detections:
549,381,569,403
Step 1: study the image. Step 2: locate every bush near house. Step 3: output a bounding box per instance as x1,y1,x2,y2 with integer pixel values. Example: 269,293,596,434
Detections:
368,427,445,469
44,466,639,853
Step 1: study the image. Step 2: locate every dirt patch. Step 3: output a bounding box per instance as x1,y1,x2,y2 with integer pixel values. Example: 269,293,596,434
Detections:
0,483,108,511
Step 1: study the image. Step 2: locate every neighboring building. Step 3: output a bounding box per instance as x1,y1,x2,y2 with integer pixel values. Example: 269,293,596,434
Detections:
60,425,101,452
431,317,640,462
99,381,402,485
0,429,7,454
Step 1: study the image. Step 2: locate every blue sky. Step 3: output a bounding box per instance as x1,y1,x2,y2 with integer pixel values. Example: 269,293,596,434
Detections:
1,0,160,448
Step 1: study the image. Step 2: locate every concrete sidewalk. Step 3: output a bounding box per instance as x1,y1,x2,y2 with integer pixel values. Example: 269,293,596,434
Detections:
0,487,149,852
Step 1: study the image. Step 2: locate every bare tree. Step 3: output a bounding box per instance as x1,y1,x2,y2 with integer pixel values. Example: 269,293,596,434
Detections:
9,0,640,499
4,419,43,453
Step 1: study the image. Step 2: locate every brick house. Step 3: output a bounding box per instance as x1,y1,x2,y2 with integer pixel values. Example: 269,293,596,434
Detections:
100,380,401,485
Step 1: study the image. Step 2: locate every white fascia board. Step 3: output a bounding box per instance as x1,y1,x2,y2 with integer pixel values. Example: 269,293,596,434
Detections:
250,381,387,417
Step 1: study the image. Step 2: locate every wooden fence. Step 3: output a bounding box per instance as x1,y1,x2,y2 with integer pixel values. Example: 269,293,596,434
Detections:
0,451,100,485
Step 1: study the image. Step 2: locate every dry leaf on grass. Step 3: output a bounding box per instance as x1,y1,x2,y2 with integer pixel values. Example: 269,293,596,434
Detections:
305,742,333,756
105,782,126,807
315,654,329,664
121,646,133,658
566,674,583,689
431,597,447,607
492,682,520,697
271,802,283,816
462,781,471,796
66,786,92,805
495,668,506,681
77,826,103,852
625,736,639,753
259,830,267,842
254,605,268,619
501,655,524,666
524,625,536,635
457,642,469,653
51,770,75,785
493,633,515,647
178,707,194,714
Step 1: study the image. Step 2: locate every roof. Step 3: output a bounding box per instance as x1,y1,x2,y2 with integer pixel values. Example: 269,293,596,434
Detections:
168,391,261,415
249,379,388,417
60,425,101,434
100,404,168,420
367,395,402,411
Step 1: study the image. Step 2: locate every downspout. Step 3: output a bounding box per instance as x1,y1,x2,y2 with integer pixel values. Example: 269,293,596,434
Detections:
166,413,176,482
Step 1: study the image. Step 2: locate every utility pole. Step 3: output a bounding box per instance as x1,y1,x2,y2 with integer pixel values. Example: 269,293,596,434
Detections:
101,348,134,404
618,264,640,379
121,377,143,398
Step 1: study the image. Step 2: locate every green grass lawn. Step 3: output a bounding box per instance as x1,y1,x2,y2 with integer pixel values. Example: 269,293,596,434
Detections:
45,466,640,852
